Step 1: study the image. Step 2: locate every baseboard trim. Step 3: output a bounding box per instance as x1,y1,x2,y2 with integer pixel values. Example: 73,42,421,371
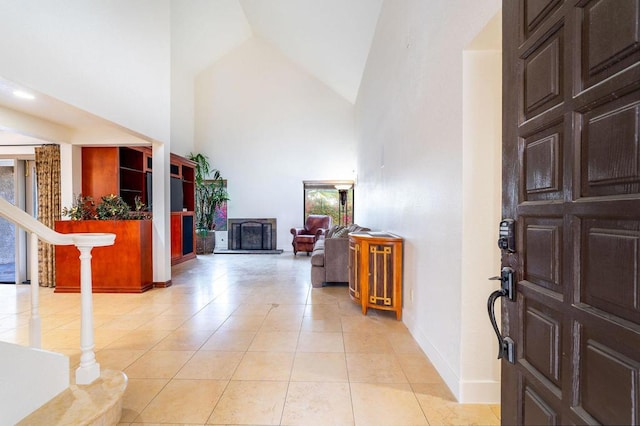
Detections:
153,280,172,288
459,379,500,404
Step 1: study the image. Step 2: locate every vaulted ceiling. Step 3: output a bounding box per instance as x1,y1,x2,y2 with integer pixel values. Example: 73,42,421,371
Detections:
173,0,383,103
0,0,383,146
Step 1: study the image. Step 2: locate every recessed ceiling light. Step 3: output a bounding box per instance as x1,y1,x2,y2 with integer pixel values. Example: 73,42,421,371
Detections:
13,90,35,100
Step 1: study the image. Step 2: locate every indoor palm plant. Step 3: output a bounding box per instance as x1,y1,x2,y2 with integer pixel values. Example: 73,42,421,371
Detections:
187,152,229,254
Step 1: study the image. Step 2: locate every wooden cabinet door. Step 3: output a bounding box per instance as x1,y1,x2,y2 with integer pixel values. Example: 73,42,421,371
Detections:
366,242,394,308
170,213,182,260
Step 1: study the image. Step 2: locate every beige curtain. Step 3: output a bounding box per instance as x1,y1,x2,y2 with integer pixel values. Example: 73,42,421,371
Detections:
35,144,61,287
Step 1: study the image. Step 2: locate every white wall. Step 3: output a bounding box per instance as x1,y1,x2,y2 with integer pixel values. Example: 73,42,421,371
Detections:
170,0,252,156
195,37,356,250
355,0,501,402
460,11,502,403
0,0,171,144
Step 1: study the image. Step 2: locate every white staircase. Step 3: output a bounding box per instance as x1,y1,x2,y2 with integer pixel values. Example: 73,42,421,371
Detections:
0,342,69,426
0,197,124,425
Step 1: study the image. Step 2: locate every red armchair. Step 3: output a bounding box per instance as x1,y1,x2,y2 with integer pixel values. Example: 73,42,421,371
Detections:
290,214,332,255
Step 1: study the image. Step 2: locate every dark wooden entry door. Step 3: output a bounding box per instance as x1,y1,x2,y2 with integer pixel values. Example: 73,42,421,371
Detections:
500,1,640,424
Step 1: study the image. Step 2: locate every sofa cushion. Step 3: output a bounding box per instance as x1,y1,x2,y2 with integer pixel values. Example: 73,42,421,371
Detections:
310,248,325,266
295,234,316,244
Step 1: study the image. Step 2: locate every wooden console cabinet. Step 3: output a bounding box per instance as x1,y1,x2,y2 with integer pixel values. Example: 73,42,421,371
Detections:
54,220,153,293
348,232,403,320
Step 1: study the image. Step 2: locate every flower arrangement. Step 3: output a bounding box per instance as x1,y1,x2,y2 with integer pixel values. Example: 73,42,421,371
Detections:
62,194,150,220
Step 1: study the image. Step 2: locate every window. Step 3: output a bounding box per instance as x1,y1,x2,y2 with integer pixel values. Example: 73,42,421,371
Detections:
303,180,354,226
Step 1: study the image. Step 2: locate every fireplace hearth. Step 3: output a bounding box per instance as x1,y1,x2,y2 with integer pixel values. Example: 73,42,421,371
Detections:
221,218,282,254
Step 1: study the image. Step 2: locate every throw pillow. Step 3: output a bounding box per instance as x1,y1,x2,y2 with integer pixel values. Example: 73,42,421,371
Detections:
333,227,351,238
327,225,345,238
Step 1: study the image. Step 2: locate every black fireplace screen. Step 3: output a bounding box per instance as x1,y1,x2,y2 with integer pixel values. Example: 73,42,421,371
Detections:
228,218,277,250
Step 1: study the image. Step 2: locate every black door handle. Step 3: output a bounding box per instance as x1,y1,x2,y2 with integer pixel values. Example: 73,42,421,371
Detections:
487,267,515,364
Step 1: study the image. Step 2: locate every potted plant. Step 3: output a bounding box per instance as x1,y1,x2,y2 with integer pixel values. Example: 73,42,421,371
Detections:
187,153,229,254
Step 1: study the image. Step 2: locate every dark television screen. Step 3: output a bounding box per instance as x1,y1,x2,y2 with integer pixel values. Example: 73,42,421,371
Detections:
145,172,153,211
170,176,183,212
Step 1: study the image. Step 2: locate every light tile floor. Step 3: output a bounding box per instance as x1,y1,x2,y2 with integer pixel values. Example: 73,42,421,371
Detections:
0,253,500,425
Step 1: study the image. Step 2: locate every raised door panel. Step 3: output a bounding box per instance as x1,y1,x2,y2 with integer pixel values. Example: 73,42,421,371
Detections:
82,147,119,201
348,238,361,302
171,214,182,260
366,243,395,309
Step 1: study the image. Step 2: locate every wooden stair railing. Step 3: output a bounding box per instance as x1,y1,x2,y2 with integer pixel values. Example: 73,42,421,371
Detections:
0,196,115,384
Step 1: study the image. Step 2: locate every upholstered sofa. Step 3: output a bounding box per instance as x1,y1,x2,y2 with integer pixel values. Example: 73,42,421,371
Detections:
310,224,370,288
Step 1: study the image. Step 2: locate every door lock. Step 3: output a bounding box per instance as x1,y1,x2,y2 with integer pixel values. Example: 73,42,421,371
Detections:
487,267,516,363
498,219,516,253
488,266,515,302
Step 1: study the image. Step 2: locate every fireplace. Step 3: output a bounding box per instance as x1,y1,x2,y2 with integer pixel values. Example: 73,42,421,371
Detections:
226,218,280,253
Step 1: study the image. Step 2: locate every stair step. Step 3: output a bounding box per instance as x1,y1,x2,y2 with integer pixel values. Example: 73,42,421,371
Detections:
17,370,127,426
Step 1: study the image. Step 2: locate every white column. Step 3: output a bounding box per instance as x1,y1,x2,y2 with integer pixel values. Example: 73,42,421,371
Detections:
75,244,100,385
152,141,171,284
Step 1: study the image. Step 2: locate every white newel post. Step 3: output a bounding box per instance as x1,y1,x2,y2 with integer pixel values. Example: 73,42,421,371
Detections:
29,232,41,348
75,244,100,385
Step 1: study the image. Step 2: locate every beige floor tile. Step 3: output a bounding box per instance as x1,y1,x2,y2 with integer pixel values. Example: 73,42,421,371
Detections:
135,379,226,424
300,317,343,332
41,328,80,349
207,380,288,425
3,254,501,425
233,351,294,381
124,350,194,379
266,304,307,317
260,315,303,332
346,353,408,383
96,349,146,371
412,383,500,425
179,313,228,331
200,330,256,351
387,332,425,354
99,314,150,330
217,314,265,331
296,331,344,352
343,332,394,353
491,404,501,420
231,303,273,316
119,378,169,422
136,314,190,330
291,352,348,382
104,329,172,351
94,328,130,349
306,290,343,306
57,314,115,330
248,331,299,352
175,351,243,380
341,315,390,333
281,382,354,425
397,353,443,383
39,314,78,330
351,382,428,426
152,328,214,351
